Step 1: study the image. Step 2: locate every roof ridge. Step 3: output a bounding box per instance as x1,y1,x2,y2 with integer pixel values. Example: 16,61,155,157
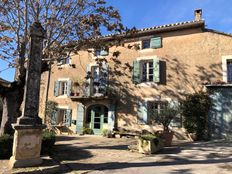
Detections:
138,20,204,32
205,28,232,37
101,20,205,38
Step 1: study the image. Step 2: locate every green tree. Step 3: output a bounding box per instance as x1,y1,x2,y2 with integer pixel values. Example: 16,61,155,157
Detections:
45,101,58,124
181,91,212,140
151,102,180,131
0,0,124,135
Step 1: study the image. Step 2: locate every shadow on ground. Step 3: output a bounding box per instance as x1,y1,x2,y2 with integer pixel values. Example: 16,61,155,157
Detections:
3,136,231,174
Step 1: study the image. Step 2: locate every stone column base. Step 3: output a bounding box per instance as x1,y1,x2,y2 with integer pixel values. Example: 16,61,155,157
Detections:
9,124,45,168
9,156,43,168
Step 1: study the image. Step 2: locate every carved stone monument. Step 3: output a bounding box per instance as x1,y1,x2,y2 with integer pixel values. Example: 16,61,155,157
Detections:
9,22,46,168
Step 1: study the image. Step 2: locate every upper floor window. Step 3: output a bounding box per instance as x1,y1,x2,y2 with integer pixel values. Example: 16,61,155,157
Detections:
132,58,160,84
60,81,68,95
54,80,72,96
141,60,154,82
142,39,151,49
141,37,162,50
94,47,109,57
57,57,71,65
227,59,232,83
86,63,109,97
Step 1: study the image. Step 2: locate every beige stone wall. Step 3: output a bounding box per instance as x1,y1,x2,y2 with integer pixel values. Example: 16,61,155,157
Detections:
39,27,232,132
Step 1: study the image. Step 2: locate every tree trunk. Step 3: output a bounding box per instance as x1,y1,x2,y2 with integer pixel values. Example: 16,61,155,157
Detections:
0,91,18,135
0,84,24,135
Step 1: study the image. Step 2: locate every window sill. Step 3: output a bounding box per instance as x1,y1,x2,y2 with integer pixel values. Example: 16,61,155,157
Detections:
139,48,154,53
92,55,108,60
57,95,69,98
136,82,158,87
57,64,75,68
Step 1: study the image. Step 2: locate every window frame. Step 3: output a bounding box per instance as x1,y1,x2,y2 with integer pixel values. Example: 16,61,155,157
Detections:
54,79,71,97
222,55,232,83
60,81,68,95
147,100,168,124
141,60,154,82
94,47,109,57
140,37,162,50
227,59,232,83
141,39,150,49
57,56,71,66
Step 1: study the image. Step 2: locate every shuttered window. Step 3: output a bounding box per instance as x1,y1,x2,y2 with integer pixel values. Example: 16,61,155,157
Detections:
132,58,160,84
138,100,173,125
54,80,72,96
141,37,162,49
57,57,71,65
87,63,109,96
50,108,72,127
95,48,109,56
150,37,162,49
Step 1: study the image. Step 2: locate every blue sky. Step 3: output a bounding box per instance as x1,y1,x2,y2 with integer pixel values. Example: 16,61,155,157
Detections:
1,0,232,81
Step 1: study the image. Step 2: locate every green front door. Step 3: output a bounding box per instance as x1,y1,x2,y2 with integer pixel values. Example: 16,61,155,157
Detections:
90,105,108,134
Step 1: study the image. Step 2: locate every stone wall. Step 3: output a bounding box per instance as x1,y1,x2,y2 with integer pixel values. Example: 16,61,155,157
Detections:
39,27,232,132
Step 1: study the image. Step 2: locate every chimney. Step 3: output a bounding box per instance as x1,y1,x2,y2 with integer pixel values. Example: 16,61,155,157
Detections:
194,9,202,21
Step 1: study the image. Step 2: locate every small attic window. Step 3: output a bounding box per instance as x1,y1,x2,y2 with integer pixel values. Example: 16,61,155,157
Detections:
141,37,162,49
94,47,109,56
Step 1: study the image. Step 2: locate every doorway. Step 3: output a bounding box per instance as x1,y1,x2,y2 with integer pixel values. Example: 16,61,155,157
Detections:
86,105,108,134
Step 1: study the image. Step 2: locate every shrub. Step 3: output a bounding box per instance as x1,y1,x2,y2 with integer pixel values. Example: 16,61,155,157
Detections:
0,130,56,159
41,129,56,155
82,127,93,134
151,102,180,131
0,134,13,159
139,134,159,146
102,129,108,137
101,129,113,138
181,91,212,140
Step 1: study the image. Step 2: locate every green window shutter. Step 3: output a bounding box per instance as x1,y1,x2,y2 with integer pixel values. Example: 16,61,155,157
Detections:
86,65,91,97
100,50,109,56
137,101,148,124
153,58,160,83
132,60,141,84
76,103,84,134
54,80,59,96
65,109,72,127
51,111,57,125
67,80,72,96
100,62,109,95
150,37,162,49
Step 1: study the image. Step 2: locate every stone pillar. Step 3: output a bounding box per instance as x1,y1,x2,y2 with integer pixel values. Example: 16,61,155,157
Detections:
9,22,46,168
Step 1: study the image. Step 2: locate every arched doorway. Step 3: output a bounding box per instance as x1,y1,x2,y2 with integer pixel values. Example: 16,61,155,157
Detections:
86,105,108,134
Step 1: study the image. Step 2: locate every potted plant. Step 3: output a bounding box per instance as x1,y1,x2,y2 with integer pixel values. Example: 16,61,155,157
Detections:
73,78,85,96
138,134,163,154
152,102,180,146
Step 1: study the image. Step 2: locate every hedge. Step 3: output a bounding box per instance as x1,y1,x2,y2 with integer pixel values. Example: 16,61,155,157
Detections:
0,129,56,159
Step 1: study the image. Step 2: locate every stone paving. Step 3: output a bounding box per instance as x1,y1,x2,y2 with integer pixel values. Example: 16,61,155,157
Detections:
1,135,232,174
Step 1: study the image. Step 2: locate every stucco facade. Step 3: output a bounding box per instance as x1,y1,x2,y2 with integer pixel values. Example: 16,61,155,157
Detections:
39,10,232,134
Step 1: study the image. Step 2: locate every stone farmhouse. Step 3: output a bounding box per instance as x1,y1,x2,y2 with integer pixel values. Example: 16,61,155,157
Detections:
39,9,232,138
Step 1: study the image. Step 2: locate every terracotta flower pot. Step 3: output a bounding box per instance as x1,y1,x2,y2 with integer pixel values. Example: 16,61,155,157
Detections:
162,130,174,146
